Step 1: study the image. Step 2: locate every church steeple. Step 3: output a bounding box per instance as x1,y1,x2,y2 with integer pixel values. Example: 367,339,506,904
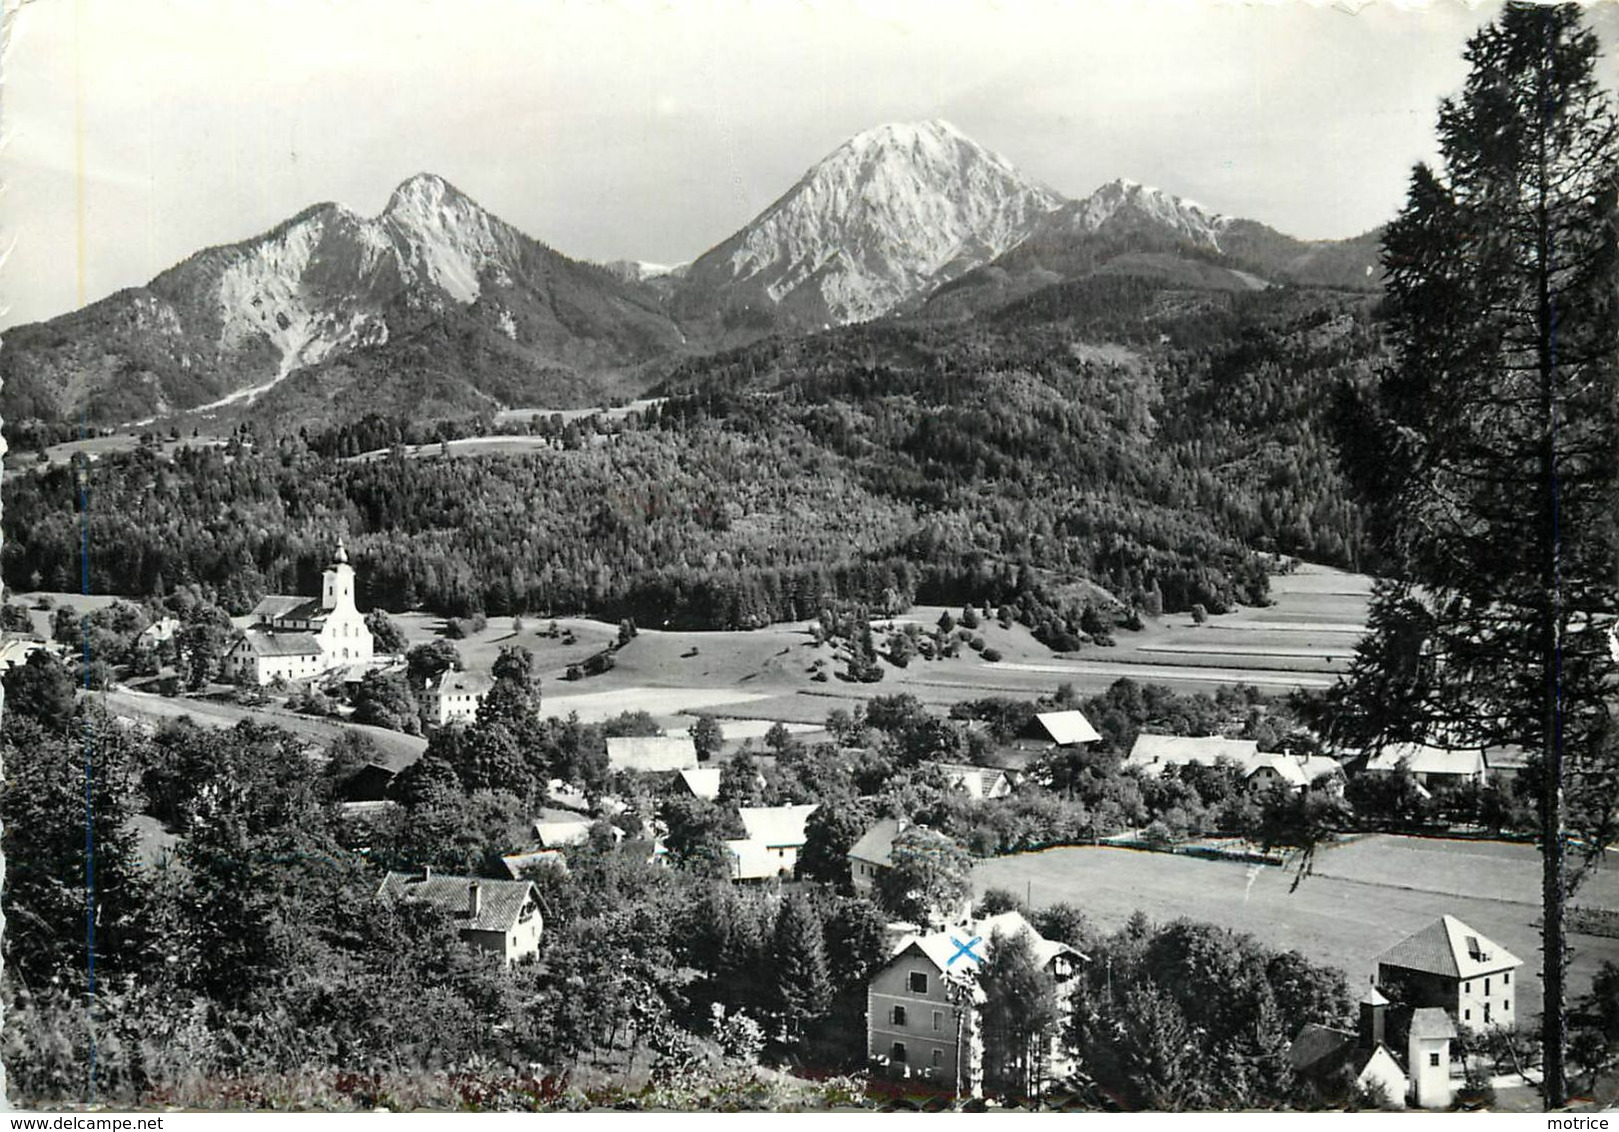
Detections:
322,538,356,612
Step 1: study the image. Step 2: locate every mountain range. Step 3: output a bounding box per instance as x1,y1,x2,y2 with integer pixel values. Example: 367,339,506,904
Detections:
0,119,1382,430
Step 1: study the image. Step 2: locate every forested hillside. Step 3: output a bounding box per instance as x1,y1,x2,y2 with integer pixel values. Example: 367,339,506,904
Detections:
4,281,1380,634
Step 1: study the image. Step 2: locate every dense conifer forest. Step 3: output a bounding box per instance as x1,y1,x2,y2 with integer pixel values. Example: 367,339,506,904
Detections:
4,281,1379,636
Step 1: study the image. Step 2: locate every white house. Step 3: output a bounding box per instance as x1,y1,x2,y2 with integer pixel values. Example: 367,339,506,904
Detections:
1376,914,1522,1032
376,869,543,964
227,541,375,685
425,669,494,726
726,803,818,881
1290,986,1409,1106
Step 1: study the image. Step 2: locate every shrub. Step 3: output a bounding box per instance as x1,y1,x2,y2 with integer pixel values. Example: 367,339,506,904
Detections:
981,647,1003,663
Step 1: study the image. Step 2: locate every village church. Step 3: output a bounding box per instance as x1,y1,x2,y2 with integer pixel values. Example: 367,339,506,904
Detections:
226,541,375,685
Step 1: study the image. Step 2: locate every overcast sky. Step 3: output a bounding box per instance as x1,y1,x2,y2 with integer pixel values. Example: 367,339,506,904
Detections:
5,0,1619,329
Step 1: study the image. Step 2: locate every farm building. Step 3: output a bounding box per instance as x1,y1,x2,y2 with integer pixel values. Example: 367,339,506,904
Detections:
1125,734,1262,776
1033,710,1101,747
867,910,1083,1095
607,734,700,773
376,869,544,964
1360,743,1489,790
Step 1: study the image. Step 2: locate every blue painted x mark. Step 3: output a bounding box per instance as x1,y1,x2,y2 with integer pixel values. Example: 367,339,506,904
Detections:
948,935,984,966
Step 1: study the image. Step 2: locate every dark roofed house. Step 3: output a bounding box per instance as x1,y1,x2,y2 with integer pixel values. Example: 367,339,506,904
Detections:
337,761,397,803
377,869,543,963
1290,987,1407,1106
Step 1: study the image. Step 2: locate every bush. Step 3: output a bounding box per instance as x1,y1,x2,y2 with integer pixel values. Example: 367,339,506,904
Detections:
981,647,1003,663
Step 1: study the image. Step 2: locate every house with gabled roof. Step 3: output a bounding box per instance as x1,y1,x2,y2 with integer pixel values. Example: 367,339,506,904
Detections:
1376,914,1522,1032
533,817,597,849
1125,733,1261,776
1290,987,1408,1106
1362,743,1488,790
606,734,699,774
849,817,909,894
866,910,1084,1096
676,766,722,800
725,803,818,881
377,869,543,963
1033,710,1101,748
935,762,1012,800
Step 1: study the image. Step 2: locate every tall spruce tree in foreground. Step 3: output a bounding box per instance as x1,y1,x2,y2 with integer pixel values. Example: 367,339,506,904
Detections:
1331,3,1619,1107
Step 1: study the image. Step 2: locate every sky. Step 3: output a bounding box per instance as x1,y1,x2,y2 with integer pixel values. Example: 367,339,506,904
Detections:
4,0,1619,329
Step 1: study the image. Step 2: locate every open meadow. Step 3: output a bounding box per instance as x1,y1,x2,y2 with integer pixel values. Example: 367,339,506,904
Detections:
22,562,1374,752
974,833,1619,1012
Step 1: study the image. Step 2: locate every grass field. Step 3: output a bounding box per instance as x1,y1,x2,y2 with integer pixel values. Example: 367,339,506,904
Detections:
368,563,1374,740
98,689,427,769
974,834,1619,1013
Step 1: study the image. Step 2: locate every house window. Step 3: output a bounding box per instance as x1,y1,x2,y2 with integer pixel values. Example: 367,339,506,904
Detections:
891,1005,907,1027
1429,1053,1440,1068
909,972,928,994
1464,982,1471,993
1484,1004,1491,1025
892,1042,907,1064
1464,1009,1471,1021
933,1011,942,1032
932,1049,943,1067
1504,972,1510,986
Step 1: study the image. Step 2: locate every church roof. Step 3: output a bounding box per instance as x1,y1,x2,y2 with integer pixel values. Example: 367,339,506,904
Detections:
237,630,323,657
250,594,327,623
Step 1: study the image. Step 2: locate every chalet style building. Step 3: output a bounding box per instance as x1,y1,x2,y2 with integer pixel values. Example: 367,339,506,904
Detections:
227,541,374,685
867,911,1083,1096
377,869,544,964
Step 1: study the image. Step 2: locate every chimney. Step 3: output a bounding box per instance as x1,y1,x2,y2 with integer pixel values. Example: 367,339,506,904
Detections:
422,865,432,882
468,881,482,917
1359,985,1389,1050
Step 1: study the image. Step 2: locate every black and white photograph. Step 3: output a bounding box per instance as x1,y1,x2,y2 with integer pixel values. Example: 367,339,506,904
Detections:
3,0,1619,1117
